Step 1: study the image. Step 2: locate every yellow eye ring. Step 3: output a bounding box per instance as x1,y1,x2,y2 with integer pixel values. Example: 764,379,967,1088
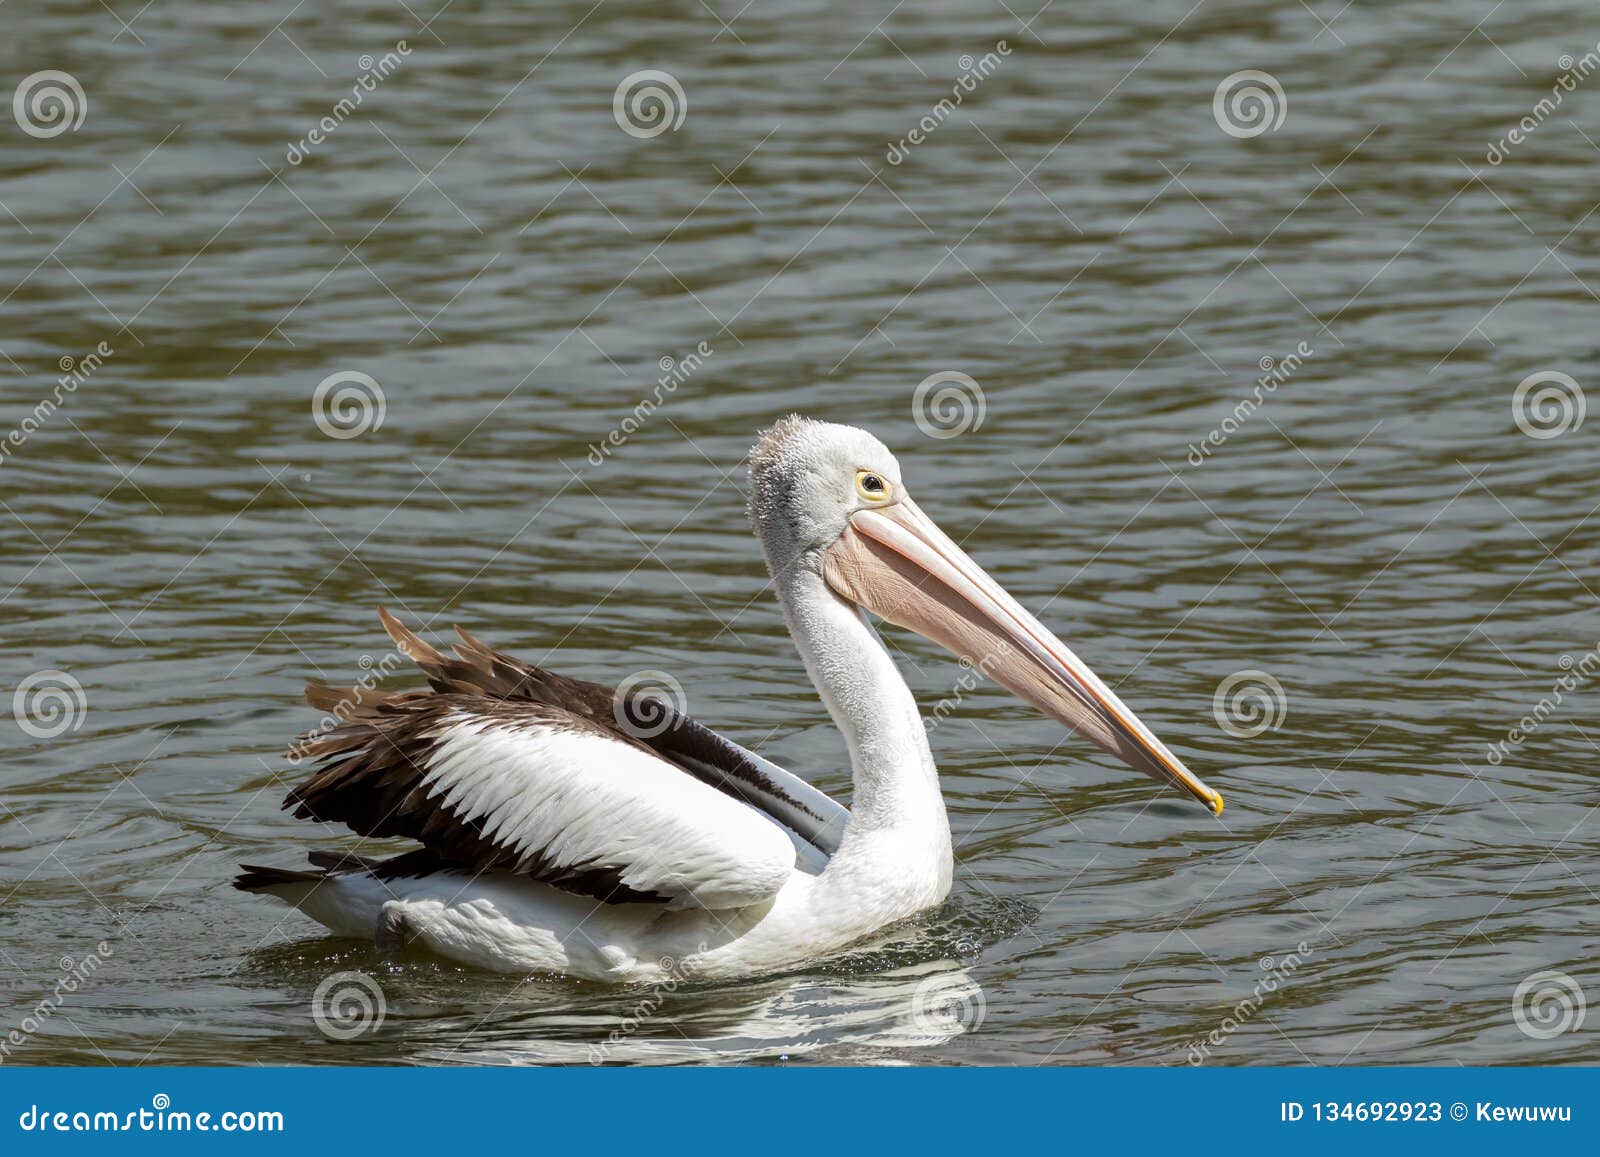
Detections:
854,470,892,502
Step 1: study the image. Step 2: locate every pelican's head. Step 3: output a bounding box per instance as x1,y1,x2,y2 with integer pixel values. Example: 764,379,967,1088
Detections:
747,415,1223,816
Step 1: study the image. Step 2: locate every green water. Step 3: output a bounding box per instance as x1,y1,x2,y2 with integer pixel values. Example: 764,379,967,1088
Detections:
2,0,1597,1065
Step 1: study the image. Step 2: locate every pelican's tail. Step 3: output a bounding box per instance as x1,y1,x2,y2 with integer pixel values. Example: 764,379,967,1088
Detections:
233,863,324,904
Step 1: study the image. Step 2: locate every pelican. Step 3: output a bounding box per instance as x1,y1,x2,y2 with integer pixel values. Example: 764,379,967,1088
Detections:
236,416,1222,980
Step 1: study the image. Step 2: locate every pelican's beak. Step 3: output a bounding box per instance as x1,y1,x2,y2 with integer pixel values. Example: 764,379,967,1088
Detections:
821,498,1223,816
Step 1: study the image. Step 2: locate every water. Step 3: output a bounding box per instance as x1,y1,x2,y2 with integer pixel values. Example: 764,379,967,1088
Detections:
3,0,1598,1066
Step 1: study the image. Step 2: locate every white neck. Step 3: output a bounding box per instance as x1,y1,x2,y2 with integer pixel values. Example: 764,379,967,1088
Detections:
773,565,953,903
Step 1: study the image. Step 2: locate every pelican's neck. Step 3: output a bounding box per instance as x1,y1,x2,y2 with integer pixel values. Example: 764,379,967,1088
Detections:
774,564,951,866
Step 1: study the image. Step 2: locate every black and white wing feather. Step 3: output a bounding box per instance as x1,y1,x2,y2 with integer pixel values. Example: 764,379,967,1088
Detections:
283,611,846,909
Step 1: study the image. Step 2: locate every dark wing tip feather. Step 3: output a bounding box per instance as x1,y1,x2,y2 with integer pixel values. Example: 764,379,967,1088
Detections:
306,849,386,873
452,623,492,654
304,682,391,713
304,683,340,711
233,863,323,893
378,606,446,667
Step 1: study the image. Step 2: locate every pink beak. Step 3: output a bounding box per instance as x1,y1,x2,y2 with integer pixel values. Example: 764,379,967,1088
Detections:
822,498,1223,815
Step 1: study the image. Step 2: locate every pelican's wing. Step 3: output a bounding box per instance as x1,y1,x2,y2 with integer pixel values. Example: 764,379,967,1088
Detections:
645,717,848,857
391,609,847,856
282,611,846,908
287,694,799,908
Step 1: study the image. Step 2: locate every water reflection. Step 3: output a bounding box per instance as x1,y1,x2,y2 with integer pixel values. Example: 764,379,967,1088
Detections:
424,961,989,1067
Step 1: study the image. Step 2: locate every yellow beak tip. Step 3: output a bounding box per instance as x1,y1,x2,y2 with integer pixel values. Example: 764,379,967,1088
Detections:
1209,793,1224,817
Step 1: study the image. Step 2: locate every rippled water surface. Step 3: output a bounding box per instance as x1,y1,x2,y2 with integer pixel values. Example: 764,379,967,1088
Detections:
3,0,1598,1066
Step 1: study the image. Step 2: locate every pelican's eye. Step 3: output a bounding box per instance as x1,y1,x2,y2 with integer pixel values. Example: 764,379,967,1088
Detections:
854,470,891,502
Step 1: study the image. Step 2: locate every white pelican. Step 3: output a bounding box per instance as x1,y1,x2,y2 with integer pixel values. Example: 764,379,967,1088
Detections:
237,416,1222,980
